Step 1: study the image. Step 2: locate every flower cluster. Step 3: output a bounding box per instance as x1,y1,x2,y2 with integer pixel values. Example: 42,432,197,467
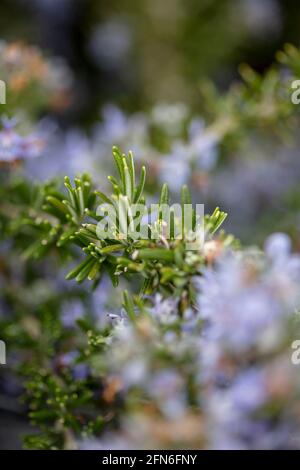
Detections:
0,40,72,114
78,234,300,450
0,117,47,162
198,233,300,449
29,103,218,185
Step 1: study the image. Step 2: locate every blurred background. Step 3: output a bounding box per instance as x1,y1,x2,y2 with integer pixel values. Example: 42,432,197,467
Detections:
1,0,300,449
0,0,298,122
1,0,300,241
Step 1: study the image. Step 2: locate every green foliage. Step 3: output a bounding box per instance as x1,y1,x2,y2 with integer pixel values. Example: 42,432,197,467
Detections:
4,44,300,450
5,148,230,301
0,148,233,448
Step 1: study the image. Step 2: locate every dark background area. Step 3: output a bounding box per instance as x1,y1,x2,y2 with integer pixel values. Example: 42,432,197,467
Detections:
1,0,300,126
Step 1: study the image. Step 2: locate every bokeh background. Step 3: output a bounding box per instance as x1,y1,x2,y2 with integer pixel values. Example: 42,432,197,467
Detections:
1,0,299,121
1,0,300,241
1,0,300,449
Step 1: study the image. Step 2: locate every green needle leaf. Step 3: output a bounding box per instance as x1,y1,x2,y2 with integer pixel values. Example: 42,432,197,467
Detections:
134,166,146,204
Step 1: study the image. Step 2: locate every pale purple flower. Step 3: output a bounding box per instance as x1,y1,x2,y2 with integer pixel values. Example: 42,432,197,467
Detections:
61,300,85,328
264,233,292,261
160,143,190,191
0,117,46,162
148,370,187,418
189,119,219,171
149,294,178,325
197,243,300,351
